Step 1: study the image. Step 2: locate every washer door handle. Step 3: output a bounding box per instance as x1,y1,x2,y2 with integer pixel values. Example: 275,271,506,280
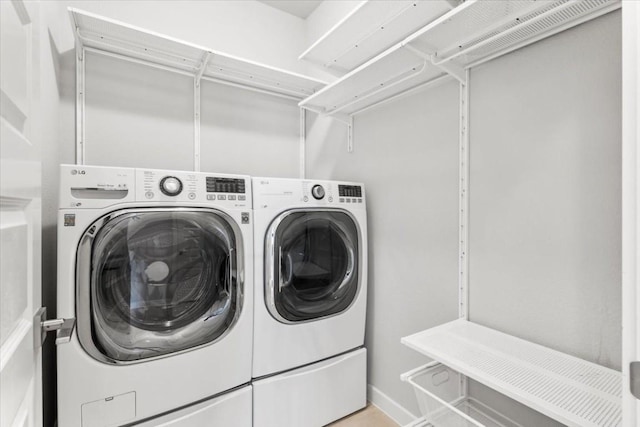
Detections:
34,307,76,347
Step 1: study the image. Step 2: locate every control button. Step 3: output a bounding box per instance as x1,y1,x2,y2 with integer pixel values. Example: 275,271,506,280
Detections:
188,193,196,200
228,195,236,201
358,199,363,203
145,191,154,199
328,196,333,202
346,199,351,203
218,195,227,200
207,195,215,200
303,196,309,202
311,184,325,200
340,198,345,203
238,195,246,201
160,176,183,196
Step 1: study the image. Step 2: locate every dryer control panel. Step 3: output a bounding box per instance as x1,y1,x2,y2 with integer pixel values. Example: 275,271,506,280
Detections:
252,177,365,210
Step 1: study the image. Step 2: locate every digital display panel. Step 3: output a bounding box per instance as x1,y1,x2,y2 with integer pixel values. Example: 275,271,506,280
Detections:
338,185,362,197
206,177,246,193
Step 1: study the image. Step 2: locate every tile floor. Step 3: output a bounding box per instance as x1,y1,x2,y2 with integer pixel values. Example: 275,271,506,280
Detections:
328,404,399,427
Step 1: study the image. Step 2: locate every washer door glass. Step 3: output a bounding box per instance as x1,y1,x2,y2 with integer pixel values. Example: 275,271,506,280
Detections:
270,211,359,322
88,210,239,362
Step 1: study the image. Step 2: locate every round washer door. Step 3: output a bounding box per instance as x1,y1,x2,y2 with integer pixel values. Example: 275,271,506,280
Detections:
77,208,242,363
266,210,359,323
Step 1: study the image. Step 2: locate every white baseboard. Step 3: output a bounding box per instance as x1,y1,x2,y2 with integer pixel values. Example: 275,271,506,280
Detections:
367,384,417,426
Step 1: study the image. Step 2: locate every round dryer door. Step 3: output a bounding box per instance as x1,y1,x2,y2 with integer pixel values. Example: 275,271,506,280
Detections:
266,210,360,323
76,208,242,363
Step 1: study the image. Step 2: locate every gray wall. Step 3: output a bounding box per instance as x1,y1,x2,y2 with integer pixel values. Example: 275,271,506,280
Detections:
467,10,621,425
307,80,461,417
469,10,622,370
84,52,195,170
200,81,300,177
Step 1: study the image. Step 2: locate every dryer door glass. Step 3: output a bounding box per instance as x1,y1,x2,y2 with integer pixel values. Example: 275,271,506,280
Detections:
85,210,240,362
270,211,359,322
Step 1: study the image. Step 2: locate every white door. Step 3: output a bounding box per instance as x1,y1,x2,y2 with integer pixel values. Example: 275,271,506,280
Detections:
623,1,640,426
0,1,43,426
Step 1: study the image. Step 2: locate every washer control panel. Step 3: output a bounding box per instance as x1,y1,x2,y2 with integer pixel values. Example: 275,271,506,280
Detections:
60,164,252,209
137,169,251,207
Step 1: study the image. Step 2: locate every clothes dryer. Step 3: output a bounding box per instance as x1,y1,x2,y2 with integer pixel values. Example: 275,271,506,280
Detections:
251,177,368,427
56,165,253,427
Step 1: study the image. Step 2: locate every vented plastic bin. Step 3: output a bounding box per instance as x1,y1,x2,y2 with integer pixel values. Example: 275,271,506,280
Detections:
401,362,521,427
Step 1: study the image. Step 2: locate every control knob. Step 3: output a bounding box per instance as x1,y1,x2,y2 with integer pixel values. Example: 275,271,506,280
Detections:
311,184,325,200
160,176,183,196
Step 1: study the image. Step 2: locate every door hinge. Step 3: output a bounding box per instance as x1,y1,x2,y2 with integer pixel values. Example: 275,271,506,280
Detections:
34,307,76,348
631,361,640,400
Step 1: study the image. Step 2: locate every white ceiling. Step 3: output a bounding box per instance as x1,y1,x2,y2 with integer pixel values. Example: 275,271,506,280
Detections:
259,1,323,19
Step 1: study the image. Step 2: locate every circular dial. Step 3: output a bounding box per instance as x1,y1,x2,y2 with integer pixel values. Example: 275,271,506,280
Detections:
160,176,183,196
311,184,325,200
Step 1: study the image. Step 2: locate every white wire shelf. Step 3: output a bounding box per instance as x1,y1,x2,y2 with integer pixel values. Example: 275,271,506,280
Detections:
300,44,447,116
401,319,622,427
299,0,455,73
299,0,620,116
69,8,327,99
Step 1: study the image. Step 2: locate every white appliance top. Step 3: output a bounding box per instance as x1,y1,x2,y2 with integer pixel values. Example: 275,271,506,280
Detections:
252,177,365,211
59,164,252,209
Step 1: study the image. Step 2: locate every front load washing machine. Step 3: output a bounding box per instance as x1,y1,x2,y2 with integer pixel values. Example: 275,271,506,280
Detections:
251,177,368,427
56,164,253,427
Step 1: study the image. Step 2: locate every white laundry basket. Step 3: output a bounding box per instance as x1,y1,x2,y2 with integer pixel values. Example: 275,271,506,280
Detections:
401,362,522,427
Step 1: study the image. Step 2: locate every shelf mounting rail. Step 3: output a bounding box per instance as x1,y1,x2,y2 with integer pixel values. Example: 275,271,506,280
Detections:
193,52,212,171
74,26,85,165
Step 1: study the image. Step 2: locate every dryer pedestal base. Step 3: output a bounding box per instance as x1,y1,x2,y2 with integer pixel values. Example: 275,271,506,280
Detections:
253,348,366,427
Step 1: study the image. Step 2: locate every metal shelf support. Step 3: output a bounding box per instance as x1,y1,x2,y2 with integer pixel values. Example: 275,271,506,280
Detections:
457,68,470,401
299,107,306,179
193,78,201,172
302,106,355,154
403,44,466,85
195,52,212,87
193,52,212,172
458,69,470,321
330,113,354,153
75,43,85,165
